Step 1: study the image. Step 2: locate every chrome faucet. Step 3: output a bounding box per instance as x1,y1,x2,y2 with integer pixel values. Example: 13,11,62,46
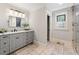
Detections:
14,29,17,32
11,28,17,32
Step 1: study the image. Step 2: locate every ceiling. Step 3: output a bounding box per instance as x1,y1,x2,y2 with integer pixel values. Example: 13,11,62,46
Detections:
9,3,74,12
9,3,46,12
46,3,74,11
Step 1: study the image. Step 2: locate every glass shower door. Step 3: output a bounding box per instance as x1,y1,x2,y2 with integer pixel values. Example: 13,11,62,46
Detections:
73,5,79,54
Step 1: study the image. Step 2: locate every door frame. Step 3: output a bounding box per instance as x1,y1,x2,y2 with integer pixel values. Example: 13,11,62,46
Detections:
47,14,50,42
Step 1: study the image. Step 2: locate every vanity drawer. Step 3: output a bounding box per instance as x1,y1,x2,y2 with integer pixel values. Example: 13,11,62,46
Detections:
0,35,9,55
0,47,9,55
0,35,9,39
1,38,9,48
0,35,9,48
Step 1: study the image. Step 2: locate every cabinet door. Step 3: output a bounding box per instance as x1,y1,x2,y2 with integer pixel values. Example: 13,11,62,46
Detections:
21,33,27,46
27,31,34,44
10,34,22,52
15,33,27,49
0,46,9,55
15,34,20,49
10,33,27,52
10,34,16,52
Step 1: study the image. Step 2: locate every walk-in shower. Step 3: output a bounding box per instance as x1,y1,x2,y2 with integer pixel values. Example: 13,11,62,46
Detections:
73,4,79,54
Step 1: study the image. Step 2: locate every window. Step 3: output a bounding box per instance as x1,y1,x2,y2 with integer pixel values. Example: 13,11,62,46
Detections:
57,14,66,22
16,17,21,27
55,12,68,30
56,14,66,28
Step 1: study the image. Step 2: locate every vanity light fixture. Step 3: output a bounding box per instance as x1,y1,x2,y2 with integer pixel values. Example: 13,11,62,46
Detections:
9,9,25,18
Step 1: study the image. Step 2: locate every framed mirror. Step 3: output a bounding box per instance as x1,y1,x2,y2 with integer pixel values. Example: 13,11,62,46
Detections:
16,17,21,27
8,9,27,28
8,16,25,27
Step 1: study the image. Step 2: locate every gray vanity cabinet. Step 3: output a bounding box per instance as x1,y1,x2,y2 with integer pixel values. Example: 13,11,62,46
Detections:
26,31,34,44
9,32,33,53
10,33,25,52
0,35,10,55
0,30,34,54
14,31,34,50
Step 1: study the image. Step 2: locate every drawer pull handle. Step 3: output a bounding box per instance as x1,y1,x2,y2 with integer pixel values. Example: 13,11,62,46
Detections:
4,42,6,45
3,50,6,53
16,37,19,39
2,36,7,38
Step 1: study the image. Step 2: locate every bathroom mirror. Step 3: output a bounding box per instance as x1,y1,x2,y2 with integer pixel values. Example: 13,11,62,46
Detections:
8,16,26,27
16,17,21,27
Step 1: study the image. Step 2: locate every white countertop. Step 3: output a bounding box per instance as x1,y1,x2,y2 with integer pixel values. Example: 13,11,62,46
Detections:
0,30,33,35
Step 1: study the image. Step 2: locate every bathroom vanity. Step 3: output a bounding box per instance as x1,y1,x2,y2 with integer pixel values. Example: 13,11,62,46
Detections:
0,30,34,55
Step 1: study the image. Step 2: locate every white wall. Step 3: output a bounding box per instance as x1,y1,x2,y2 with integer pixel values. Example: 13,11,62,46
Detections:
29,6,73,45
52,7,73,41
29,7,47,44
0,3,29,30
0,4,9,27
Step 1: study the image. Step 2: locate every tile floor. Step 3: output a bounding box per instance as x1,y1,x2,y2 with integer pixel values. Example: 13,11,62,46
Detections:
12,40,77,55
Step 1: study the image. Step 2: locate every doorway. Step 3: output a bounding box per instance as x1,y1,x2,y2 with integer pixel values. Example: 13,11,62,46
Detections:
47,15,50,42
